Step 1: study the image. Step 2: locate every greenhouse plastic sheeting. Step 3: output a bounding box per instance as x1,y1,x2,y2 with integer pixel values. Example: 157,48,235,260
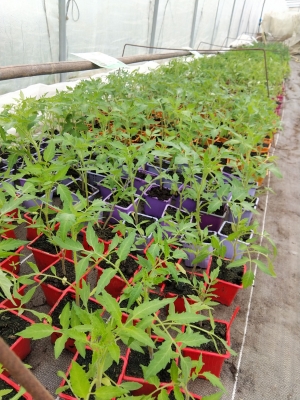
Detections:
0,0,287,95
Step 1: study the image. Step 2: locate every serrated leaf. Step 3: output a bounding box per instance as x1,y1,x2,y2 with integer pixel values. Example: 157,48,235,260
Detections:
242,270,255,288
255,259,276,276
98,291,121,322
94,386,127,399
227,257,248,269
144,341,173,380
43,140,56,162
202,392,224,400
86,222,100,250
70,361,90,398
176,332,210,347
75,256,89,283
94,268,116,295
123,326,154,348
54,333,68,359
117,231,136,262
130,298,174,321
17,323,54,339
201,371,225,391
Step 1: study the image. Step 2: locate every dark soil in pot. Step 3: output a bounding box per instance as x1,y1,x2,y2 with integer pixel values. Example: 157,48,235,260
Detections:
0,311,30,346
67,182,95,197
93,224,116,241
210,256,243,285
200,203,226,216
222,166,239,177
98,253,138,280
190,320,227,354
63,349,124,399
0,378,26,400
163,273,198,297
126,343,173,383
30,235,59,254
43,260,76,290
136,171,148,180
147,186,172,201
221,222,252,241
165,205,189,219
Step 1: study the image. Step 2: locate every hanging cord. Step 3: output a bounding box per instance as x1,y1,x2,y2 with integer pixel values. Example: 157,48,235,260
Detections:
66,0,80,21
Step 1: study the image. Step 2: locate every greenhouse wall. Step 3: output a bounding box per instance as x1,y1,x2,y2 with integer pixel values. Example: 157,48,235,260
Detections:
0,0,287,95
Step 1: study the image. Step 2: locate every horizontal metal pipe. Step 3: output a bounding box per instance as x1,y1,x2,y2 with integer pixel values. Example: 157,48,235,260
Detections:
0,51,191,81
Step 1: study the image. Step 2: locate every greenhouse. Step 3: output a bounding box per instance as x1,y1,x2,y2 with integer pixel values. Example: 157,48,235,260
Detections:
0,1,299,399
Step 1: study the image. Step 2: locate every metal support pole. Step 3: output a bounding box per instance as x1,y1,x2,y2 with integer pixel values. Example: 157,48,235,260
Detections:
210,0,221,49
149,0,160,54
236,0,247,38
59,0,67,82
226,0,237,47
190,0,199,48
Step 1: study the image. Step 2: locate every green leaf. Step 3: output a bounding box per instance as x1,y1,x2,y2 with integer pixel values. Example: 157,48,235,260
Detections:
85,222,100,250
94,268,116,295
117,231,136,262
201,372,225,391
70,361,90,398
202,392,224,400
144,341,173,380
17,323,54,339
0,269,13,302
75,257,90,283
54,333,68,359
60,302,70,329
242,270,255,288
43,139,56,162
94,386,127,399
98,291,121,322
57,184,73,205
227,257,248,268
0,239,27,252
175,332,210,348
56,213,76,239
122,326,154,348
130,298,174,321
255,259,276,277
119,382,142,391
158,388,169,400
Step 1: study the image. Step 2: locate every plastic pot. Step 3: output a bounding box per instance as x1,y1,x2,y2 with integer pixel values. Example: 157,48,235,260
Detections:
0,306,34,377
228,197,259,226
27,233,61,271
58,349,127,400
0,271,27,309
66,179,100,204
48,288,105,353
181,307,239,378
218,221,253,260
0,245,24,275
81,220,122,254
24,209,59,241
206,259,246,306
96,253,139,299
110,196,139,224
33,257,88,307
0,374,31,399
199,204,228,232
143,183,173,218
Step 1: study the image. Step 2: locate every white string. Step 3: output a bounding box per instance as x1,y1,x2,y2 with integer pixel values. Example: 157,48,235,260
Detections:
230,99,284,399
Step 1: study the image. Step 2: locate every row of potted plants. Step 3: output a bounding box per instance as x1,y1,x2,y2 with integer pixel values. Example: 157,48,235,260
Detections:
0,43,288,399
